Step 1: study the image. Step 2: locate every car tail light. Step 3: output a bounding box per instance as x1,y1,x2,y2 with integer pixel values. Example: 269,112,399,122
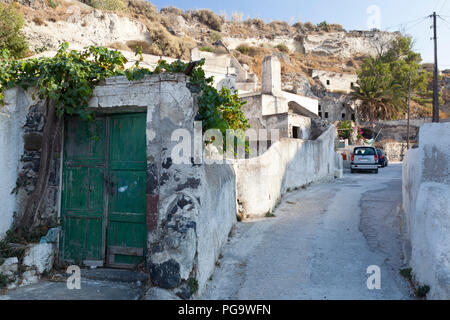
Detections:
351,154,354,161
381,155,384,159
374,154,378,162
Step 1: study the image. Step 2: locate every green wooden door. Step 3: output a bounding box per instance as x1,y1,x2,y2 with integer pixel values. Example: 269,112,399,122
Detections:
61,113,147,268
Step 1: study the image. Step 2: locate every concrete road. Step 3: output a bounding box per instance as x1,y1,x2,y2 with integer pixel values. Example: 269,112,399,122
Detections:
0,279,143,300
0,269,146,300
203,163,413,300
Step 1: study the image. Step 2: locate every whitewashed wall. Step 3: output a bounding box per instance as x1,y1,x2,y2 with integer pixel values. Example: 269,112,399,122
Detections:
0,88,34,239
402,123,450,300
233,126,339,218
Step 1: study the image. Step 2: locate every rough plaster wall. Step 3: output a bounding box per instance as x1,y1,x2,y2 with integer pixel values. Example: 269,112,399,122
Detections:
402,123,450,299
382,141,408,162
92,74,237,299
233,126,338,218
196,164,237,295
0,88,34,239
312,70,358,94
282,91,319,115
288,113,311,139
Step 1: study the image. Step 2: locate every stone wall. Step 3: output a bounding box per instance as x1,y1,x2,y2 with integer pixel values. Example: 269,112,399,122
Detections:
0,88,61,240
402,123,450,299
90,74,237,299
312,70,358,94
1,75,238,297
0,87,61,239
233,125,339,218
378,141,408,162
0,88,28,239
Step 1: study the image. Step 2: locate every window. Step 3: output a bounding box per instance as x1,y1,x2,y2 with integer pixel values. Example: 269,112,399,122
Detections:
318,105,321,111
326,80,330,85
318,112,322,118
342,113,346,119
354,147,375,155
351,114,355,121
325,112,329,119
351,82,354,88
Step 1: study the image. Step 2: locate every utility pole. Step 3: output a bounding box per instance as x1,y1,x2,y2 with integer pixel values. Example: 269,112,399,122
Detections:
432,12,440,123
407,72,412,149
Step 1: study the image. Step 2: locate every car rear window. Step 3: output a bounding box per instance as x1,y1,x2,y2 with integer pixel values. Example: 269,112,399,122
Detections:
354,147,375,155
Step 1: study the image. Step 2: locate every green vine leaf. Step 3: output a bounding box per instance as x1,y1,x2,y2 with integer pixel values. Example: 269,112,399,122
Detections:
0,43,249,151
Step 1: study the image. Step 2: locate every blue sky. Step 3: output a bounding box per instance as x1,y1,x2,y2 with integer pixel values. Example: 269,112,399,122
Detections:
151,0,450,69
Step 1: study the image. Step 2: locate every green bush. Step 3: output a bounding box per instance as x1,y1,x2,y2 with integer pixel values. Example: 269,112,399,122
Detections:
236,44,250,55
86,0,125,11
317,21,331,32
48,0,60,9
0,2,29,59
199,46,214,52
276,43,289,53
209,31,222,42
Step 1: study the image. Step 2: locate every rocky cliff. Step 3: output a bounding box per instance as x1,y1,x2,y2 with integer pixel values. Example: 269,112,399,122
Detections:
4,0,449,119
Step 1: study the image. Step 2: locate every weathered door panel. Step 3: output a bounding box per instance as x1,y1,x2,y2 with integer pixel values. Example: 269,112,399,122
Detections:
61,118,107,265
61,113,147,268
106,114,147,268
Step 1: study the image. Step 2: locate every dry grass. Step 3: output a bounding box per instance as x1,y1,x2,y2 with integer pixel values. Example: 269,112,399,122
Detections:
32,16,46,26
123,0,159,21
189,9,224,31
160,6,184,16
244,18,265,29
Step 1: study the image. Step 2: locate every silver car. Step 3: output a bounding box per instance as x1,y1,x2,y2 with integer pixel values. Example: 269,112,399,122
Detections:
351,146,379,174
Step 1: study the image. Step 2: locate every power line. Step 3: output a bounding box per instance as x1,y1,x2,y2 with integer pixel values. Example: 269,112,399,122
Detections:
438,0,448,13
437,15,450,31
382,16,429,32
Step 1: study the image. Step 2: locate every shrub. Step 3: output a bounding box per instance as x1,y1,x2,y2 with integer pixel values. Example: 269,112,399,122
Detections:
126,40,152,54
416,285,430,298
330,23,345,32
141,23,196,59
48,0,59,8
303,22,316,31
199,46,214,52
269,20,289,29
276,43,289,53
236,44,250,55
0,2,29,59
191,9,224,31
292,21,303,29
209,31,222,42
33,16,46,26
124,0,159,21
317,21,331,32
160,6,183,16
0,273,14,289
86,0,125,11
107,41,131,51
244,18,265,29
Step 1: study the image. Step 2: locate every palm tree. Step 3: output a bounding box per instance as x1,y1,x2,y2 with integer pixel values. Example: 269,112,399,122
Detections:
351,56,402,123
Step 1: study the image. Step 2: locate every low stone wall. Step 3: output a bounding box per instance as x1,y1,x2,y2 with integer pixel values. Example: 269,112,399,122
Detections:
375,141,408,162
402,123,450,299
233,126,339,218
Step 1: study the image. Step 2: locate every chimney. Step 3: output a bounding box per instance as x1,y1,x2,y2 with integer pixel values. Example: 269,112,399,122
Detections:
262,56,281,96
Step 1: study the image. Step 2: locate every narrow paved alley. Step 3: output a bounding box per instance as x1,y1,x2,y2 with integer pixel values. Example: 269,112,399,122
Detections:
203,164,413,300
